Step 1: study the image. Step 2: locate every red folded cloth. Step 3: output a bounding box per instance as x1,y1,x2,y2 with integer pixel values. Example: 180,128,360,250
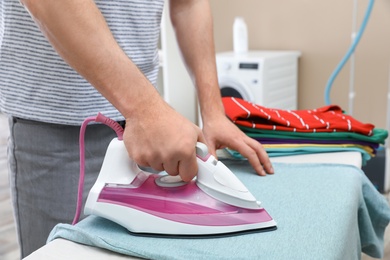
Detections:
222,97,375,136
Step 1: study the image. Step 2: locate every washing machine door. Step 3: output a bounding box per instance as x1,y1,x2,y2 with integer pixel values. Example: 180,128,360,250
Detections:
218,76,254,102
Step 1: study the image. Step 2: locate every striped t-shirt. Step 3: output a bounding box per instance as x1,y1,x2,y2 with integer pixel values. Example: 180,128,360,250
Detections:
0,0,164,125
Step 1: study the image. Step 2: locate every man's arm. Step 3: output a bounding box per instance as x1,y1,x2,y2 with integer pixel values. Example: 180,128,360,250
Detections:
169,0,274,175
20,0,204,181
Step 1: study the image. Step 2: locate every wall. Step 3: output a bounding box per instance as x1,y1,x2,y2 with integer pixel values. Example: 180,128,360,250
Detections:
160,3,197,123
210,0,390,129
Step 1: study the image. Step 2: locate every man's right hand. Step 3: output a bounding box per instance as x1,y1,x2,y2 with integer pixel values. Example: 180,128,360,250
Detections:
123,97,206,182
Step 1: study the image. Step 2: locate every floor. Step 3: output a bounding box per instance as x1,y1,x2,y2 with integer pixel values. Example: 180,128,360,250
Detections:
0,112,389,260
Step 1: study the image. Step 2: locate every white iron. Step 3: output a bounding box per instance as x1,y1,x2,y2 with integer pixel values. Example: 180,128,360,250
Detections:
75,114,277,235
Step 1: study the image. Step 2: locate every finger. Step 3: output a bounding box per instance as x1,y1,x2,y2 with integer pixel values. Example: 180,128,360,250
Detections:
247,139,274,174
203,137,217,158
162,159,180,176
197,128,207,145
178,150,198,182
131,155,151,169
234,141,267,176
148,161,165,172
197,129,218,159
131,150,164,172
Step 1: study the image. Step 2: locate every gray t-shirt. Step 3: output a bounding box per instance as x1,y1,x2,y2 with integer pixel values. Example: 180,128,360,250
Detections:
0,0,164,125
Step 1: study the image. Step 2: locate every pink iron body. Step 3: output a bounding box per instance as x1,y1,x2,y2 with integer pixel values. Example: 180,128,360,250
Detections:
84,138,277,235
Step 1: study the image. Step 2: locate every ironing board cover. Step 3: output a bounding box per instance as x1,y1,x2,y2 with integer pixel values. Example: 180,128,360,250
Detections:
48,162,390,260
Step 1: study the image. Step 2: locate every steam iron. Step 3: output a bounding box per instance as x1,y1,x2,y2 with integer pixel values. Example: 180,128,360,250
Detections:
74,113,277,235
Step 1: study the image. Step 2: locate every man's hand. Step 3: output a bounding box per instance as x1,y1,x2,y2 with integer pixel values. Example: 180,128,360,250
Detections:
123,97,206,182
202,113,274,176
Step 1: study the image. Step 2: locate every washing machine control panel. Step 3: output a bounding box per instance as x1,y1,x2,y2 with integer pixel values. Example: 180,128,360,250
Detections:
239,63,259,70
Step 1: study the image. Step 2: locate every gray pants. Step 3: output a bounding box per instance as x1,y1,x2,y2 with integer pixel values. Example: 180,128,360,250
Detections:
7,117,121,258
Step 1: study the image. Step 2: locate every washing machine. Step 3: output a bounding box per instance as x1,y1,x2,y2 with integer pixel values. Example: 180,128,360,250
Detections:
216,50,301,110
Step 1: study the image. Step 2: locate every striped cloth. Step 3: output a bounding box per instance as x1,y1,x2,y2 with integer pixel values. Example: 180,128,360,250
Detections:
222,97,375,136
0,0,164,125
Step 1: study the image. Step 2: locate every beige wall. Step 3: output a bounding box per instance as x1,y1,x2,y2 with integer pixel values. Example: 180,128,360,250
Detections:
210,0,390,129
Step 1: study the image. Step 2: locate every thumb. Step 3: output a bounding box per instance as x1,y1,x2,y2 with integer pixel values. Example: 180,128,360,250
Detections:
196,130,216,158
206,140,217,159
199,135,218,159
196,128,207,147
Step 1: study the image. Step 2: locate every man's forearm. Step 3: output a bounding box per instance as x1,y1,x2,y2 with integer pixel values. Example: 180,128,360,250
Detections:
169,0,224,120
20,0,162,119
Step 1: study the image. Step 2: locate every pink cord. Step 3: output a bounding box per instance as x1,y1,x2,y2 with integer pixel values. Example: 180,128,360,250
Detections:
95,112,124,141
72,113,124,225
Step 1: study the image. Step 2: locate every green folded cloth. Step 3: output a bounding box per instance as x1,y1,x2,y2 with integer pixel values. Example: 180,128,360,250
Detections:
239,127,388,144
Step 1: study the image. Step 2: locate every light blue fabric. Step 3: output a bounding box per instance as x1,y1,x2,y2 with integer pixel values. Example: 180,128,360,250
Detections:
48,162,390,260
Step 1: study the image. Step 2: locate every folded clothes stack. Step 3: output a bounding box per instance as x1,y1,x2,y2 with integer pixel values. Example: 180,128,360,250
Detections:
222,97,388,165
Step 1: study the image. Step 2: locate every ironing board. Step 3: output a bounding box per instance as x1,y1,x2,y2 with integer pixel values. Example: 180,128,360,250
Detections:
24,151,390,260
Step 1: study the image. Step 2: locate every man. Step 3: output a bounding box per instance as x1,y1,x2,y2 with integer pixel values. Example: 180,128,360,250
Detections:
0,0,273,257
